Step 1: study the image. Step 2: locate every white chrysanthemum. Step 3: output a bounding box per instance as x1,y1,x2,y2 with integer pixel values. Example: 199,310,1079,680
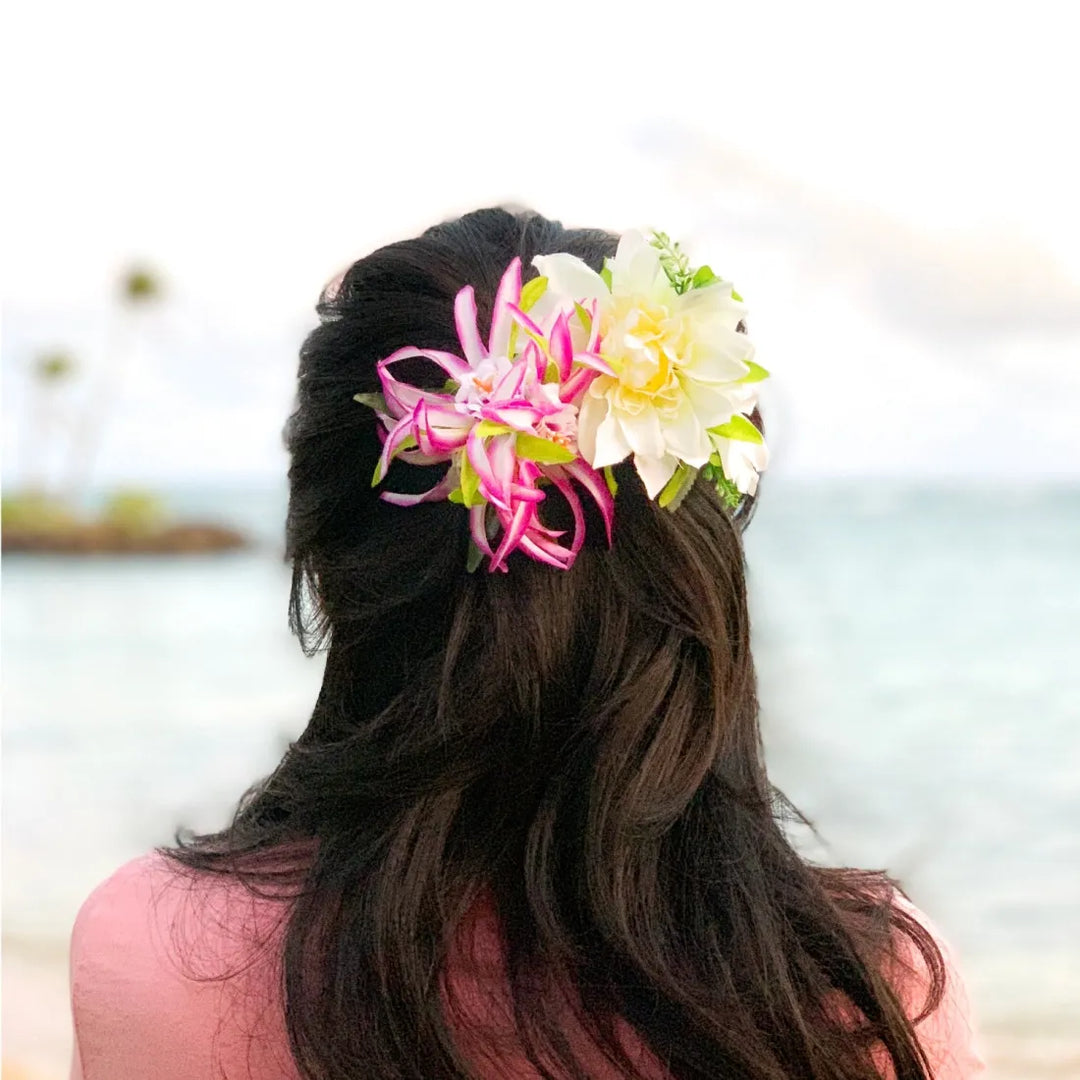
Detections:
534,231,759,497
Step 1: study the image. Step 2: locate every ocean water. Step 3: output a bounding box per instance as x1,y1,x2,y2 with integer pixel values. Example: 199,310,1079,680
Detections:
3,481,1079,1053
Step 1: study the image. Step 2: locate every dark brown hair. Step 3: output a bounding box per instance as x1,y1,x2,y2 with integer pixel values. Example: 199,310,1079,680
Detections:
168,207,944,1079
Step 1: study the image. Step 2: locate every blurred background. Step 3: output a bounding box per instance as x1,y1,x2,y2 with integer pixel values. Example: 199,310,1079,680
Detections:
2,1,1078,1076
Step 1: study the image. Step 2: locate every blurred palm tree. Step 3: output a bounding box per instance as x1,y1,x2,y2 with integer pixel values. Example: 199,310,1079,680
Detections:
122,265,162,303
19,348,78,494
36,350,76,382
66,263,165,499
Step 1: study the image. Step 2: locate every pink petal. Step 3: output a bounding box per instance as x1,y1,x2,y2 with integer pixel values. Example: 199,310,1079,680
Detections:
519,533,573,569
490,498,535,572
509,459,546,503
505,303,546,342
379,378,437,417
528,528,577,561
492,357,527,401
380,470,457,506
470,504,493,556
418,402,473,430
420,427,469,454
550,474,586,555
487,433,517,502
562,459,614,545
379,372,458,417
380,345,469,383
454,286,488,366
414,401,469,456
523,340,545,383
375,413,418,483
559,367,600,404
489,257,522,358
466,429,509,511
482,402,544,431
396,446,448,466
576,351,617,377
549,310,574,381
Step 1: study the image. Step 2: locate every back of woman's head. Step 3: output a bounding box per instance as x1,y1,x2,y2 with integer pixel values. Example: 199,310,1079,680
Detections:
174,207,944,1080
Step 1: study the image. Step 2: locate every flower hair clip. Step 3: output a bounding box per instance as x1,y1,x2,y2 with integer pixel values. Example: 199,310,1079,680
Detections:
355,230,769,572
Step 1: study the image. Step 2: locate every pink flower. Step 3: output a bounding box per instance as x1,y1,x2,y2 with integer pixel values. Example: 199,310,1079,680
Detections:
364,258,613,572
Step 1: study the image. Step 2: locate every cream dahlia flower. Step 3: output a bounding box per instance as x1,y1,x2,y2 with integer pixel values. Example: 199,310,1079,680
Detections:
533,230,761,498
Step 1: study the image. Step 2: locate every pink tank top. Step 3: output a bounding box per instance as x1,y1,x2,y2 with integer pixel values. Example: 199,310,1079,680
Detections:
68,853,985,1078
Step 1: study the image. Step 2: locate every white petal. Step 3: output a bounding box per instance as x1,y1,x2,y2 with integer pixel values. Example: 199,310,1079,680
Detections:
634,452,680,499
617,404,666,459
576,392,607,464
611,230,662,296
679,333,754,385
659,398,712,468
524,289,561,328
532,253,608,305
682,378,739,429
591,403,633,468
725,381,761,413
678,283,747,330
715,436,770,495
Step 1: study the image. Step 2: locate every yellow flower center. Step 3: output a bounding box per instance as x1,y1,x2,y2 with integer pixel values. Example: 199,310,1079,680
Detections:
599,298,688,416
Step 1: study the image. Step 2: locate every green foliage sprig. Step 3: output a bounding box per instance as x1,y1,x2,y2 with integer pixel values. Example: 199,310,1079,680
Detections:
701,456,743,508
649,230,743,301
649,231,695,294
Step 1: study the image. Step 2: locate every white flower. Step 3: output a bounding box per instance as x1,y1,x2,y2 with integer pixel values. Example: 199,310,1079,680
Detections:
534,231,760,497
714,434,769,497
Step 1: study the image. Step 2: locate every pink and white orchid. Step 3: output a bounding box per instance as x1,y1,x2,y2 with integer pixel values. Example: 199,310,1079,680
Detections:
365,258,613,572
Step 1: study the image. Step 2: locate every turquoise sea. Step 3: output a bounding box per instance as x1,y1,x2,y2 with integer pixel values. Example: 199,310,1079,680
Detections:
3,481,1079,1070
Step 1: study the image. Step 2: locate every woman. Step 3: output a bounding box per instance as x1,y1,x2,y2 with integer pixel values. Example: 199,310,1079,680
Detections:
69,207,985,1079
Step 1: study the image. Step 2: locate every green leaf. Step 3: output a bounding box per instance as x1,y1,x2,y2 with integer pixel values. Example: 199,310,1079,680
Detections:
736,361,770,384
474,420,512,437
447,487,465,504
690,265,718,290
372,459,386,487
600,260,613,290
708,415,764,444
519,275,548,313
542,362,561,384
459,453,483,507
703,456,742,508
353,392,388,413
731,288,744,302
515,434,576,464
466,539,485,573
603,465,619,497
658,463,698,510
574,301,592,338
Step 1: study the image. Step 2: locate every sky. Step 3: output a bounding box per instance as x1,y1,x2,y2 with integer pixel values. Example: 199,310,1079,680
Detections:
3,0,1078,488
